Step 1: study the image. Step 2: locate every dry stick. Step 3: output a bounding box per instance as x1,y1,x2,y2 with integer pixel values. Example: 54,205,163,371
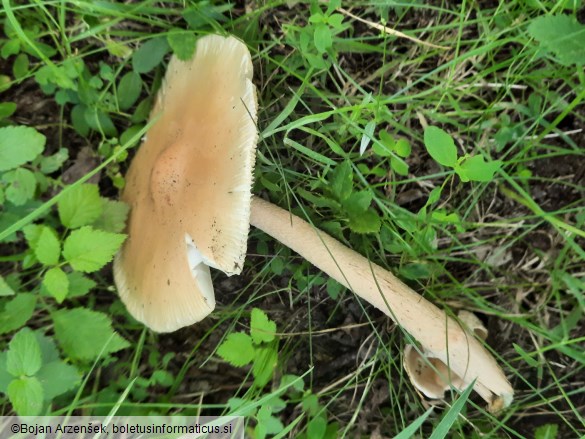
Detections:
250,196,513,409
338,8,450,50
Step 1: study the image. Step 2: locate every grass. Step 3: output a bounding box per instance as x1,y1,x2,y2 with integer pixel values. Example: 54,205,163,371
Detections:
0,0,584,437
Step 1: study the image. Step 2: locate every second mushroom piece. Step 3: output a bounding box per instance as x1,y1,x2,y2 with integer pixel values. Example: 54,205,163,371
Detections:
114,34,513,411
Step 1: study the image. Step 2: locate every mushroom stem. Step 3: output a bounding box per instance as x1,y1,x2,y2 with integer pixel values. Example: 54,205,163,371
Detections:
250,196,513,409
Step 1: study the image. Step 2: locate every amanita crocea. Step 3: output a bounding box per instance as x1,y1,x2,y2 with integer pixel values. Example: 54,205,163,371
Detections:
114,34,513,410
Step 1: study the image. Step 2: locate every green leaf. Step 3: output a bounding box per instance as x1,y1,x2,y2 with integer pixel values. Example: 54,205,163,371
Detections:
374,130,395,157
250,308,277,344
117,71,142,111
13,53,29,79
534,424,559,439
62,226,126,273
0,294,37,334
329,160,353,201
132,38,170,73
52,308,130,361
58,184,103,229
528,15,585,66
343,190,372,213
0,126,46,172
307,416,327,439
167,31,197,61
36,361,81,399
390,157,409,176
394,138,411,157
0,102,17,119
217,332,255,367
92,199,129,233
252,343,278,387
39,148,68,174
423,126,458,167
7,327,42,377
0,353,11,393
0,275,16,296
67,271,96,298
348,209,381,234
314,24,332,54
43,267,69,303
34,226,60,266
455,155,502,182
3,168,37,206
7,377,44,415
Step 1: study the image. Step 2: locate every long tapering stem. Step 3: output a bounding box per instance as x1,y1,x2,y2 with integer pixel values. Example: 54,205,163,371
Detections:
250,196,513,409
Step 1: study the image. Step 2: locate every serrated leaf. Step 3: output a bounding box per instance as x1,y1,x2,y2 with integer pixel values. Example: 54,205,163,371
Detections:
0,276,15,296
7,377,44,415
67,272,96,298
36,361,81,399
4,168,37,206
343,191,372,213
117,72,142,111
35,331,59,364
0,294,37,334
167,31,197,61
63,227,125,272
217,332,255,367
250,308,277,344
43,267,69,303
424,126,458,167
455,155,502,182
58,184,103,229
52,308,129,361
329,160,353,201
528,15,585,66
348,209,381,234
0,126,46,172
132,38,170,73
34,226,60,265
7,327,42,377
92,199,129,233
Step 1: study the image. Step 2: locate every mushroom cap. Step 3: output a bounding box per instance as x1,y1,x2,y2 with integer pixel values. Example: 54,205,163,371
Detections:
114,34,258,332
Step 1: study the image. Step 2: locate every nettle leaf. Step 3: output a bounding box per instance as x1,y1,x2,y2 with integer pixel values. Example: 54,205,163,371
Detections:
36,361,81,399
7,377,44,416
329,160,353,201
0,294,37,334
63,226,125,273
132,37,170,73
3,168,37,206
348,210,381,234
455,155,502,182
6,327,42,377
167,31,197,61
424,126,458,167
52,308,129,361
528,15,585,66
0,126,46,172
117,71,142,111
67,272,96,298
250,308,277,344
34,226,60,266
42,267,69,303
58,184,103,229
92,199,129,233
217,332,255,367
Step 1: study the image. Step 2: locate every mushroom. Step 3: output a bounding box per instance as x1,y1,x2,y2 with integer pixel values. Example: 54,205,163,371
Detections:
403,311,489,404
114,34,513,410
